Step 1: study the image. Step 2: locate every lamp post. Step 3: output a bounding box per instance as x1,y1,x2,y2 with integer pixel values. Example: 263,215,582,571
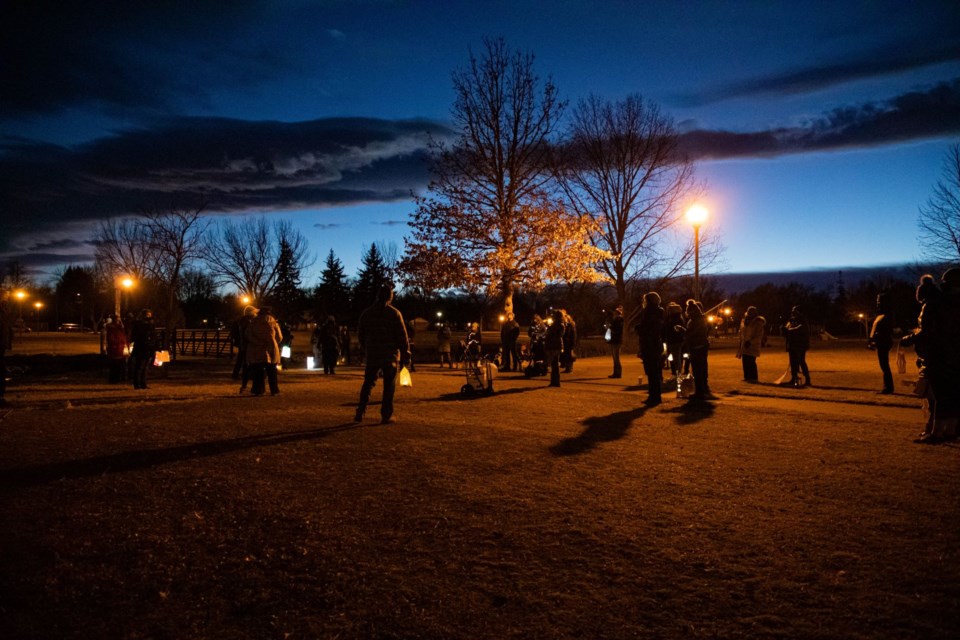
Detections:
686,205,708,301
14,289,26,319
115,277,135,317
34,301,43,332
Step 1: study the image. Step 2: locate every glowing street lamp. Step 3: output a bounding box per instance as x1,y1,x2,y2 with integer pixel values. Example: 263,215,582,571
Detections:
14,289,27,319
33,301,44,332
115,276,136,316
240,294,252,306
686,204,708,302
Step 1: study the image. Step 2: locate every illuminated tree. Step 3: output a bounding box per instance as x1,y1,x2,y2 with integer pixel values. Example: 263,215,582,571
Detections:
400,38,606,314
918,142,960,266
555,94,712,322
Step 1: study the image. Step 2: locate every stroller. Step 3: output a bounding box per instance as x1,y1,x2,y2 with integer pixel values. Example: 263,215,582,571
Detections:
523,336,548,377
461,351,497,396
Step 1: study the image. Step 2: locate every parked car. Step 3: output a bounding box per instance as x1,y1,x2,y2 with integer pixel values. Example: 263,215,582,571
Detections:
58,323,81,332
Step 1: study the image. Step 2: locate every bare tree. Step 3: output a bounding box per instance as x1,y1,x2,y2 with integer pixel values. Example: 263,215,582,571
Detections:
203,216,310,304
94,200,209,331
555,94,718,322
919,142,960,266
400,38,607,315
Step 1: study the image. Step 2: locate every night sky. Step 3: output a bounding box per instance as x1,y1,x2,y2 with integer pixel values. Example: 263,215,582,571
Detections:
2,0,959,283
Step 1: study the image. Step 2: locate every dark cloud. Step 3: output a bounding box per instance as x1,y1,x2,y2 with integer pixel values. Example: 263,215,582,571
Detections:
679,79,960,160
0,116,452,264
676,40,960,106
313,223,343,230
374,220,408,227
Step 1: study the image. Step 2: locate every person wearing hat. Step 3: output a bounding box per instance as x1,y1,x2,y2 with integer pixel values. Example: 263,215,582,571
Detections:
736,306,766,383
354,283,410,423
245,306,282,396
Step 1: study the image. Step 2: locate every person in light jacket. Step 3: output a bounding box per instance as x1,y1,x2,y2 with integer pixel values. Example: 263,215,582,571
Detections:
736,306,766,383
245,306,283,396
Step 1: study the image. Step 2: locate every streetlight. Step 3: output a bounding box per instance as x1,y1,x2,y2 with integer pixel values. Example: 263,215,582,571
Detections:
686,204,708,301
33,301,43,332
14,289,27,319
857,312,868,337
240,294,252,306
115,276,135,316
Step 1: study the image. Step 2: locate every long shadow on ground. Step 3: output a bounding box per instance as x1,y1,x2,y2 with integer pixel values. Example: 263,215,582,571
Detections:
0,423,366,490
550,406,650,457
665,400,716,425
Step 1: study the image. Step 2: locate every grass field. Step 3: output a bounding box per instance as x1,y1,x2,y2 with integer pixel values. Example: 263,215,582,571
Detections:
1,336,957,639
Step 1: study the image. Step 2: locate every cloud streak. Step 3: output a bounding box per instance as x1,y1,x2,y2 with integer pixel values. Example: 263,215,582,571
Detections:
677,41,960,106
679,79,960,160
0,116,452,268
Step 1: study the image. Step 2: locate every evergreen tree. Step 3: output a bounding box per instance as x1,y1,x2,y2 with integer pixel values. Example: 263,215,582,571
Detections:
270,238,306,327
354,243,390,312
314,249,351,319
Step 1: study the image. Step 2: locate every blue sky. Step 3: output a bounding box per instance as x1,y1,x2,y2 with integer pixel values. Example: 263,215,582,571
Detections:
2,0,959,284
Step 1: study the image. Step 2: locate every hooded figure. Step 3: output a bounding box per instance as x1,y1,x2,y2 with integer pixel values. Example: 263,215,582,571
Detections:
737,306,766,382
355,284,410,424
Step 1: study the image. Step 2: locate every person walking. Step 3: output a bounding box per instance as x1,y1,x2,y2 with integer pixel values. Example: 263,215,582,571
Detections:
662,302,685,382
130,308,157,390
544,309,565,387
736,306,766,383
682,300,710,402
783,306,811,387
245,306,283,396
320,316,341,374
500,312,521,372
867,293,894,394
636,292,665,405
104,314,129,384
436,322,453,368
354,284,411,424
606,304,625,378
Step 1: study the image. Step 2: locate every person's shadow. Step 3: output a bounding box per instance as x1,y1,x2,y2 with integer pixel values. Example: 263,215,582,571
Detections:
550,406,649,457
665,399,716,425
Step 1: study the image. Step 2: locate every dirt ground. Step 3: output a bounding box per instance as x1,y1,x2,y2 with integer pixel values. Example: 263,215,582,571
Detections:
1,336,957,639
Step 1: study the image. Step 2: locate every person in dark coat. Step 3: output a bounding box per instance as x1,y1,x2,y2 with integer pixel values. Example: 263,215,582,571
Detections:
682,300,710,402
867,293,894,394
544,309,565,387
662,302,685,381
783,306,811,387
903,268,960,443
606,304,625,378
636,292,665,405
320,316,341,374
500,313,521,372
130,308,157,390
354,284,410,424
232,305,256,380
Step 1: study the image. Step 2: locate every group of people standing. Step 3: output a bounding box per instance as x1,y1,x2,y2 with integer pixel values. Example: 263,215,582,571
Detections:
101,308,158,389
